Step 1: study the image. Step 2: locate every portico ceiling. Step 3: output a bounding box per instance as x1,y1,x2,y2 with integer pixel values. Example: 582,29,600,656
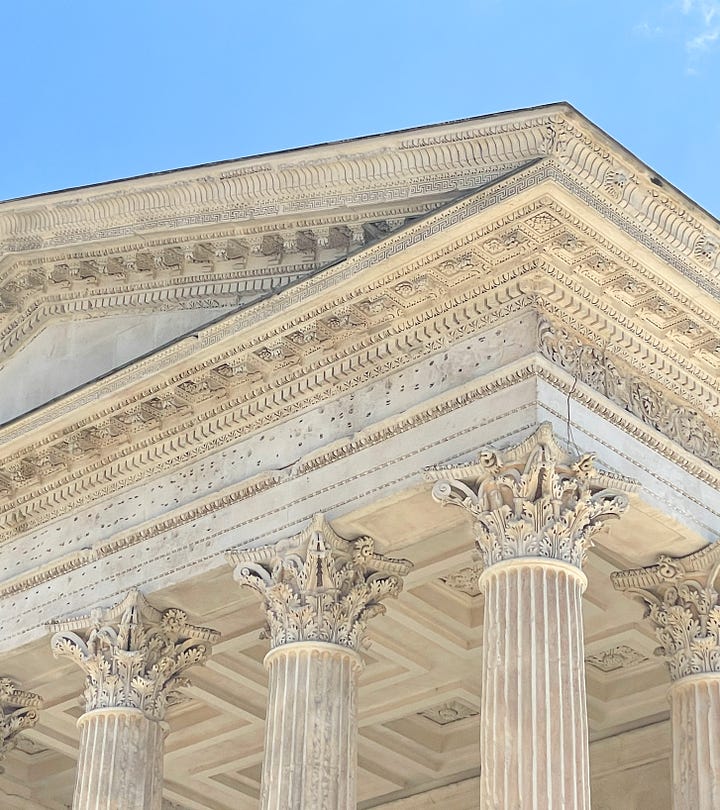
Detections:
0,104,717,808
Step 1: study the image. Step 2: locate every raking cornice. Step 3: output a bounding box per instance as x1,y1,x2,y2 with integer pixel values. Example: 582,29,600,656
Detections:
0,160,719,541
1,104,717,281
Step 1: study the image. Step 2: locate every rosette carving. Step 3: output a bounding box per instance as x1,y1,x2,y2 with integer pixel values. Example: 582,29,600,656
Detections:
228,514,412,650
50,590,219,720
0,678,42,759
427,423,633,569
613,544,720,681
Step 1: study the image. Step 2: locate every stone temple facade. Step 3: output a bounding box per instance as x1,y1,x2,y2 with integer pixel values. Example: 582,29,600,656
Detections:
0,103,719,809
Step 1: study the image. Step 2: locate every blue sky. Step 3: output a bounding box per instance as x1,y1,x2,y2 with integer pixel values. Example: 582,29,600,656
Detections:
2,1,719,217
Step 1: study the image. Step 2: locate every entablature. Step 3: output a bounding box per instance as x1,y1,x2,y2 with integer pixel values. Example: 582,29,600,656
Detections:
0,164,718,547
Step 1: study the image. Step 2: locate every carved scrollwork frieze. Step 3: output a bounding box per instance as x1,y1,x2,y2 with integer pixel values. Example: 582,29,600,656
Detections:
0,211,428,365
538,315,720,470
0,179,717,548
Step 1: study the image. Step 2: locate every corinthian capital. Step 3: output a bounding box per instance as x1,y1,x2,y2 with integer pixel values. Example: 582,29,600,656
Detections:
0,679,42,759
427,422,633,569
612,544,720,681
49,590,219,720
227,514,412,650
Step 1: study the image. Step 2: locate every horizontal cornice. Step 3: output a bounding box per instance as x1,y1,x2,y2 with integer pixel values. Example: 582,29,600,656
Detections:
1,352,718,604
0,162,719,542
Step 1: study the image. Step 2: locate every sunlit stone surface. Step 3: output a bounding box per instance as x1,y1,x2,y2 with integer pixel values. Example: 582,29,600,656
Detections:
0,105,718,808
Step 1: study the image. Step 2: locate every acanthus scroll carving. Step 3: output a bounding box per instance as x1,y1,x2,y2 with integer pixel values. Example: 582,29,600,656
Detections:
427,422,632,569
49,590,219,720
538,315,720,470
612,544,720,681
0,679,42,759
227,514,412,650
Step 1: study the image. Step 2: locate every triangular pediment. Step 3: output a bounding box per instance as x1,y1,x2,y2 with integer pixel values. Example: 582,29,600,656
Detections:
0,193,468,421
1,104,719,540
2,104,718,424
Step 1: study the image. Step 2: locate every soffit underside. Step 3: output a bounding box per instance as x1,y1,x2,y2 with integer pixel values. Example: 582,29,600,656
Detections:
0,167,718,542
0,471,678,809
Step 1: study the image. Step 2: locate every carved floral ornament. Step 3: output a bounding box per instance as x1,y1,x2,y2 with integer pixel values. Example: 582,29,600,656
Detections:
537,317,720,471
227,514,412,651
612,544,720,681
0,678,42,759
49,590,219,721
1,179,720,551
427,423,633,570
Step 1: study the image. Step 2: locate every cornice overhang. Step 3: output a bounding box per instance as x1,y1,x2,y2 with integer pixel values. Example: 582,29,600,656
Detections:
1,103,717,270
0,104,718,413
1,156,719,542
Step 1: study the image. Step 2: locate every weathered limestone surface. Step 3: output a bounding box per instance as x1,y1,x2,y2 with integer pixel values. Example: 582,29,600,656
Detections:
50,590,218,810
74,708,164,810
430,424,632,809
262,642,361,810
0,678,42,760
670,676,720,809
481,558,589,807
229,515,411,810
590,722,671,810
613,545,720,810
1,105,720,807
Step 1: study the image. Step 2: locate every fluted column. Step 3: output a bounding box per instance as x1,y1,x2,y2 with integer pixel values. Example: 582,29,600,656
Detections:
613,546,720,810
228,514,412,810
481,559,589,807
429,423,632,810
50,590,219,810
263,642,361,809
73,709,164,808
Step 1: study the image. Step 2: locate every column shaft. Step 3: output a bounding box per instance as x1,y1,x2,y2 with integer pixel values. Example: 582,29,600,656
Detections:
261,641,361,810
670,676,720,810
73,708,164,810
480,559,590,810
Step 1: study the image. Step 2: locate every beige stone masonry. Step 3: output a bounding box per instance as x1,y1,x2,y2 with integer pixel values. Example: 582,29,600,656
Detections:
0,678,42,761
262,642,362,810
481,558,589,807
228,515,412,810
613,544,720,810
430,423,632,809
49,590,219,810
74,708,165,810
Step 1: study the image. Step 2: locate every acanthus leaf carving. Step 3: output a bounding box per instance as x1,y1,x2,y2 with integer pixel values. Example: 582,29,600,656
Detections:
49,590,219,720
427,422,632,569
613,545,720,681
0,679,42,760
227,514,412,650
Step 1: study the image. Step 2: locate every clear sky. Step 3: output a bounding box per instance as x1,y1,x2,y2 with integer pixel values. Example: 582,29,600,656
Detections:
2,1,719,217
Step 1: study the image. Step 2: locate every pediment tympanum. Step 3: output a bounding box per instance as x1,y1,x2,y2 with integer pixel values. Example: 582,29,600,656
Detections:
0,152,720,536
0,104,719,547
0,198,456,419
